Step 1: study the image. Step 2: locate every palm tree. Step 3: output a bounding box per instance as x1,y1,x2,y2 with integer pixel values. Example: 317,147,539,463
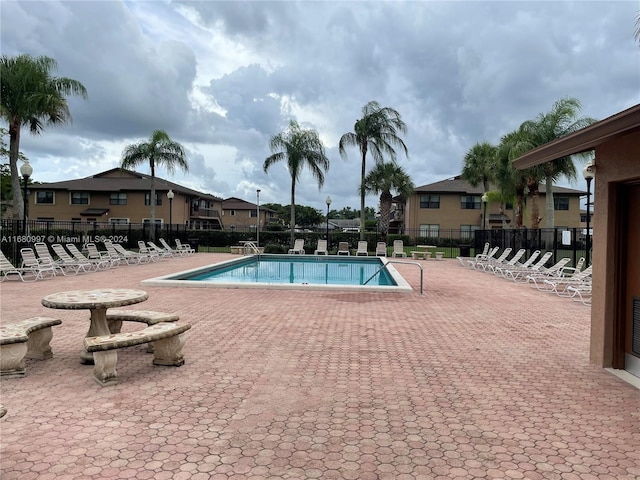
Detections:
339,101,408,240
263,120,330,247
495,130,531,229
120,130,188,239
461,141,497,193
518,98,596,227
0,54,87,219
362,162,414,239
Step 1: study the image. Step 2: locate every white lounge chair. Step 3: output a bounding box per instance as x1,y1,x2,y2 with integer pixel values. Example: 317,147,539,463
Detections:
112,242,150,264
337,242,350,256
288,239,305,254
0,250,37,282
502,251,553,282
34,242,71,276
542,266,593,296
66,244,111,271
467,246,499,270
160,238,186,257
375,242,387,257
148,241,173,259
524,257,572,287
392,240,406,258
51,244,93,274
457,242,489,267
485,249,525,275
314,239,328,255
20,248,57,280
355,241,368,256
476,248,512,272
86,243,120,267
494,250,541,278
175,239,195,255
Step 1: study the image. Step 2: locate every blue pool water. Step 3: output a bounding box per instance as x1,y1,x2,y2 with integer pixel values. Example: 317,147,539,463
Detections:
175,255,395,285
141,254,413,292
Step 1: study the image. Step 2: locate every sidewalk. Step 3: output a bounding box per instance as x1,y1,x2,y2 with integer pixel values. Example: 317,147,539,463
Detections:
1,254,639,479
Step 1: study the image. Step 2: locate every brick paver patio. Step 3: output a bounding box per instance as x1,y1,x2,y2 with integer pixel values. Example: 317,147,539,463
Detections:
1,253,639,479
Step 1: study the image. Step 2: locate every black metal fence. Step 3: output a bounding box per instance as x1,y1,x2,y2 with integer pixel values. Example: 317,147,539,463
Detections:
0,219,589,267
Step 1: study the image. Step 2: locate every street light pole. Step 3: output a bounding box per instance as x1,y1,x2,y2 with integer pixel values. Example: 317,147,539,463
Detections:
167,189,174,241
20,160,33,235
583,161,595,266
256,189,261,247
481,192,488,230
325,196,332,243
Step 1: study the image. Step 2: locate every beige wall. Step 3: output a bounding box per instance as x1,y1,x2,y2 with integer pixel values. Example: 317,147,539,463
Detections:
590,129,640,367
221,209,272,229
29,190,194,225
404,192,583,232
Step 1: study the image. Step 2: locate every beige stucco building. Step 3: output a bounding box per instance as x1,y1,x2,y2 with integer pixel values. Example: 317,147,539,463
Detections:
221,197,277,231
27,168,224,229
397,176,585,237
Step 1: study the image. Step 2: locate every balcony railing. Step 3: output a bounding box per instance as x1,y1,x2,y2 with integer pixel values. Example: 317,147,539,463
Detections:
190,208,220,219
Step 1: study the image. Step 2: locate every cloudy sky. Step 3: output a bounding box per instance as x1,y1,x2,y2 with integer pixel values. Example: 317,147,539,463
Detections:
1,0,638,212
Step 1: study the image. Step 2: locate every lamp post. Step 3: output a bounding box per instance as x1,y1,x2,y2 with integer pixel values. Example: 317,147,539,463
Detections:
325,196,332,242
481,193,488,230
583,160,595,266
167,189,174,241
20,160,33,235
256,189,261,247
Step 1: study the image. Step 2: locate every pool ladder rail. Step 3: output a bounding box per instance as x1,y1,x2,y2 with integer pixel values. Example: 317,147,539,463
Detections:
242,241,261,255
363,260,423,295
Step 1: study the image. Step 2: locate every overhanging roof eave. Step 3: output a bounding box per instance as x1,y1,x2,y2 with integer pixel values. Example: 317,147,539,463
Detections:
512,103,640,170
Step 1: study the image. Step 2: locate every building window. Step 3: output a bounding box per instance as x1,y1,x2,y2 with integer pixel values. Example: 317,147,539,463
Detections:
460,225,479,239
250,210,257,218
71,218,81,222
36,217,54,221
230,210,236,216
419,194,440,208
142,218,164,225
109,218,129,224
460,195,481,209
71,191,89,205
554,196,569,211
419,224,439,237
580,213,592,223
144,193,163,206
36,191,54,204
110,193,127,205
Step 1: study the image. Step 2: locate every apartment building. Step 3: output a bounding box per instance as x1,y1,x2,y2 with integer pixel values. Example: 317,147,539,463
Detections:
221,197,277,231
394,175,585,237
27,168,224,229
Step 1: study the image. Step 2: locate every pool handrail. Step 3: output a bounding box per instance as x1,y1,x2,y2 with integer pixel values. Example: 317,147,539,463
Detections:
363,260,423,295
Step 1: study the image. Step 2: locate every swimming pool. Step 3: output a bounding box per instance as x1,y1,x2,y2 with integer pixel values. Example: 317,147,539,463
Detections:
142,254,413,293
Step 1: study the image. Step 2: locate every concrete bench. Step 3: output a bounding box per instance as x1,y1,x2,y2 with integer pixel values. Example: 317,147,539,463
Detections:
435,252,444,260
106,310,180,353
230,246,244,254
84,323,191,387
411,251,427,260
0,317,62,377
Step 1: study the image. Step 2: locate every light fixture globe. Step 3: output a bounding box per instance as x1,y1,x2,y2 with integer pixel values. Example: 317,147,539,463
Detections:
20,160,33,178
167,189,174,200
582,161,595,180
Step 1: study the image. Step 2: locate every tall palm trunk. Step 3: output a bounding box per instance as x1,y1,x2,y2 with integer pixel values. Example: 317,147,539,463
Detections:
378,191,393,239
545,173,555,228
149,160,156,241
528,181,541,228
290,181,296,247
515,186,525,229
9,121,24,219
360,148,367,240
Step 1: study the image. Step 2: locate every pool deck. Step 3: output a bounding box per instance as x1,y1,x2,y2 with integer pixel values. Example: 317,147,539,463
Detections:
1,253,639,479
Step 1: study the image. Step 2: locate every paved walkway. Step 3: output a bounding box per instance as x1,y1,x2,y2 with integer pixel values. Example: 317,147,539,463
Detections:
1,254,639,479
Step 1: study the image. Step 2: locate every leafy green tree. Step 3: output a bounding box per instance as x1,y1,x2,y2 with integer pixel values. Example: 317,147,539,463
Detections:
120,129,188,239
293,205,323,227
0,54,87,219
339,101,408,240
518,98,596,227
362,162,414,238
263,120,330,246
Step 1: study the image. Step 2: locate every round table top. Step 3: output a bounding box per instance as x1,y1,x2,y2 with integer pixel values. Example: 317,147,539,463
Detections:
42,288,148,310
